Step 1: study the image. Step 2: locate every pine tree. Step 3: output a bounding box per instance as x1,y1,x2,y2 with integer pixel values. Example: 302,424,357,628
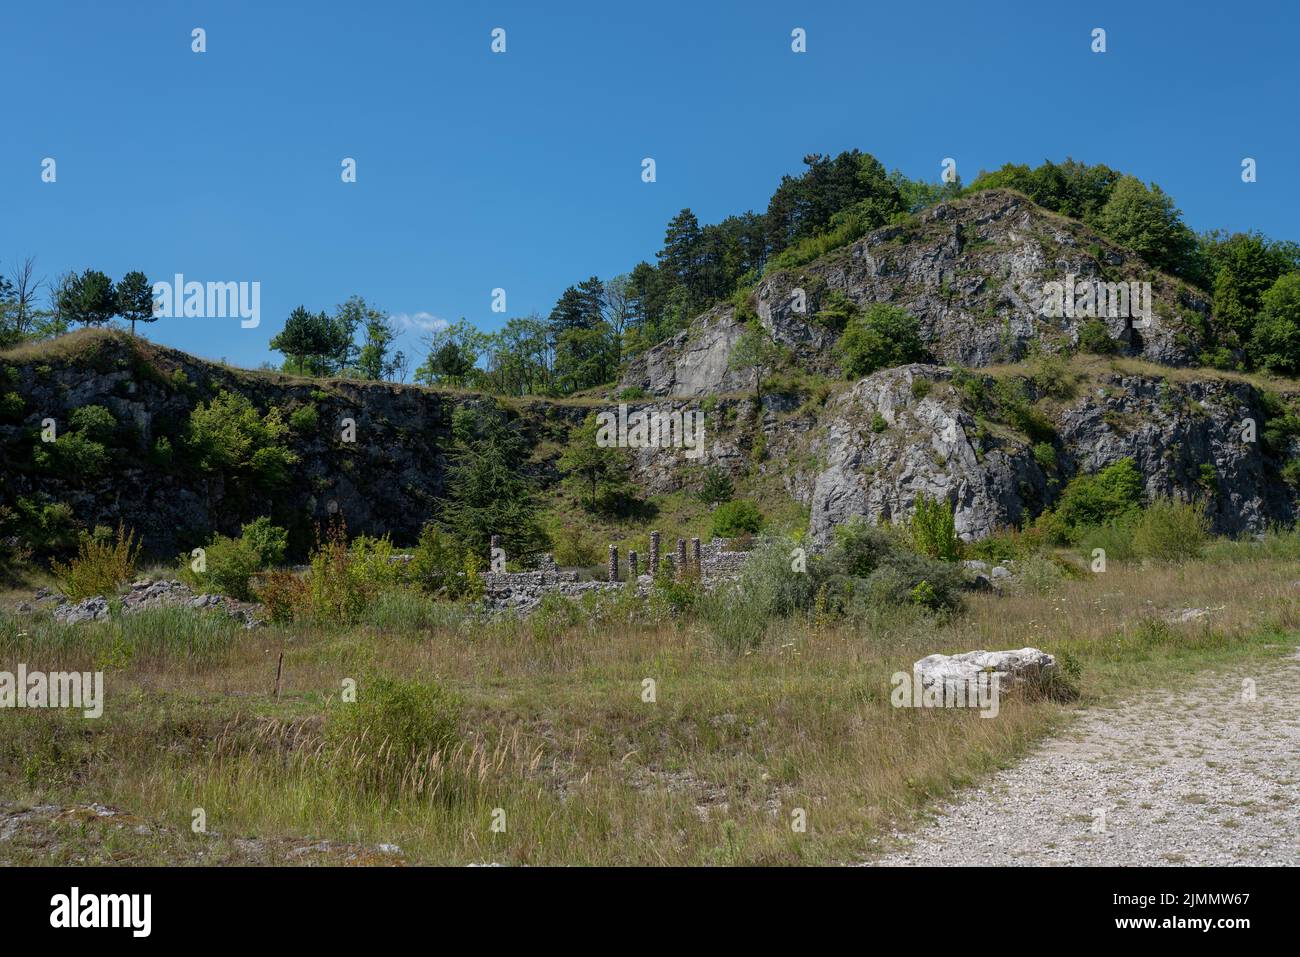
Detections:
115,271,155,336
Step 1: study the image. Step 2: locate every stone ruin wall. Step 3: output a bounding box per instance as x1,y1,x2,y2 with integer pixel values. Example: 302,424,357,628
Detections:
481,532,752,614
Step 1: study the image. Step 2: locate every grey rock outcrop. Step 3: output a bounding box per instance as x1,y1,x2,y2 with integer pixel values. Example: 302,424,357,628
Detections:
619,190,1223,401
805,362,1297,546
808,365,1042,545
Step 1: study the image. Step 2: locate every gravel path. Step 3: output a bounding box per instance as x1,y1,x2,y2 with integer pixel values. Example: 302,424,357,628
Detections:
870,651,1300,866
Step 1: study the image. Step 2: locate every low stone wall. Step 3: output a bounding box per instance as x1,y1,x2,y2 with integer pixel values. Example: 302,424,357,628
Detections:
481,533,754,613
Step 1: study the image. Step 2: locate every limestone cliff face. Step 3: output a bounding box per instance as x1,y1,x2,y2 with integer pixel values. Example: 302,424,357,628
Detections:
3,185,1296,561
801,364,1297,545
612,187,1298,542
619,190,1221,400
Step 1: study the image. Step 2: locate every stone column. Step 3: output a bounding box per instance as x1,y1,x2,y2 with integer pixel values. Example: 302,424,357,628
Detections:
649,531,661,578
490,534,502,571
676,538,687,579
628,550,639,580
690,537,702,572
608,545,619,583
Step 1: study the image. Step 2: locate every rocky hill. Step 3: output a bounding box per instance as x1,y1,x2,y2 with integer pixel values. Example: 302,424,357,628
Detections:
620,190,1223,399
2,190,1298,560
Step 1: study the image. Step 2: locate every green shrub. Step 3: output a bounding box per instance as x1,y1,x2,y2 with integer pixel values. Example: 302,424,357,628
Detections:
908,495,962,560
185,390,298,487
699,536,814,651
1247,272,1300,374
910,377,932,400
69,405,116,442
149,436,174,467
531,592,585,642
711,499,765,537
239,516,288,567
813,290,858,332
1077,516,1138,563
1131,497,1210,562
870,412,887,433
1039,458,1143,543
180,518,288,600
618,386,649,400
289,403,319,432
1077,318,1118,354
34,432,110,476
409,523,482,600
181,534,261,600
1013,553,1074,594
0,392,24,422
1032,441,1058,471
818,519,963,613
1282,459,1300,487
325,675,462,796
836,304,926,379
50,524,141,600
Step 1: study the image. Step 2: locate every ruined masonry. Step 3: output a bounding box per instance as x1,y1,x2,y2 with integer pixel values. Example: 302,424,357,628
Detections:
481,532,752,614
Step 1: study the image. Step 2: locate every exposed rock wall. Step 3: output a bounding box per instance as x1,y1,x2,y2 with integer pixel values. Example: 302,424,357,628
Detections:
805,364,1297,545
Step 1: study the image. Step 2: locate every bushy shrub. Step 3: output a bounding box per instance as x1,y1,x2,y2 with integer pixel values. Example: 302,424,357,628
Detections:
289,403,319,432
1077,517,1138,564
149,436,174,467
813,290,859,332
1131,497,1210,562
711,499,764,538
68,405,116,442
0,392,25,422
908,495,962,560
1038,458,1143,543
182,535,260,600
408,523,482,600
325,675,462,796
1247,272,1300,374
50,524,141,600
817,519,963,613
836,304,926,379
238,516,288,568
181,518,288,601
530,592,586,642
964,525,1048,562
258,570,308,624
700,536,815,651
185,390,297,487
1077,318,1118,354
1013,553,1075,594
34,431,110,476
850,548,964,611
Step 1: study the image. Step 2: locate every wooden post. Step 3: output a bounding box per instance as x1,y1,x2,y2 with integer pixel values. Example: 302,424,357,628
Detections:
273,651,284,699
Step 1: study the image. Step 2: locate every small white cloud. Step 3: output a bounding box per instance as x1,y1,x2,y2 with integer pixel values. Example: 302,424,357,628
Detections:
392,311,448,333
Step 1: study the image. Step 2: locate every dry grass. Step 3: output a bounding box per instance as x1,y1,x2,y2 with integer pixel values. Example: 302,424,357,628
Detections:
0,543,1295,866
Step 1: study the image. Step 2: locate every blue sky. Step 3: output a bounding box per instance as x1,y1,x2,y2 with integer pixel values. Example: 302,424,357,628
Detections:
3,0,1297,369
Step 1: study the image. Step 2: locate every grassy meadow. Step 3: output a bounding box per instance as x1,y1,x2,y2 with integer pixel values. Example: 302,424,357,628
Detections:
1,531,1297,866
